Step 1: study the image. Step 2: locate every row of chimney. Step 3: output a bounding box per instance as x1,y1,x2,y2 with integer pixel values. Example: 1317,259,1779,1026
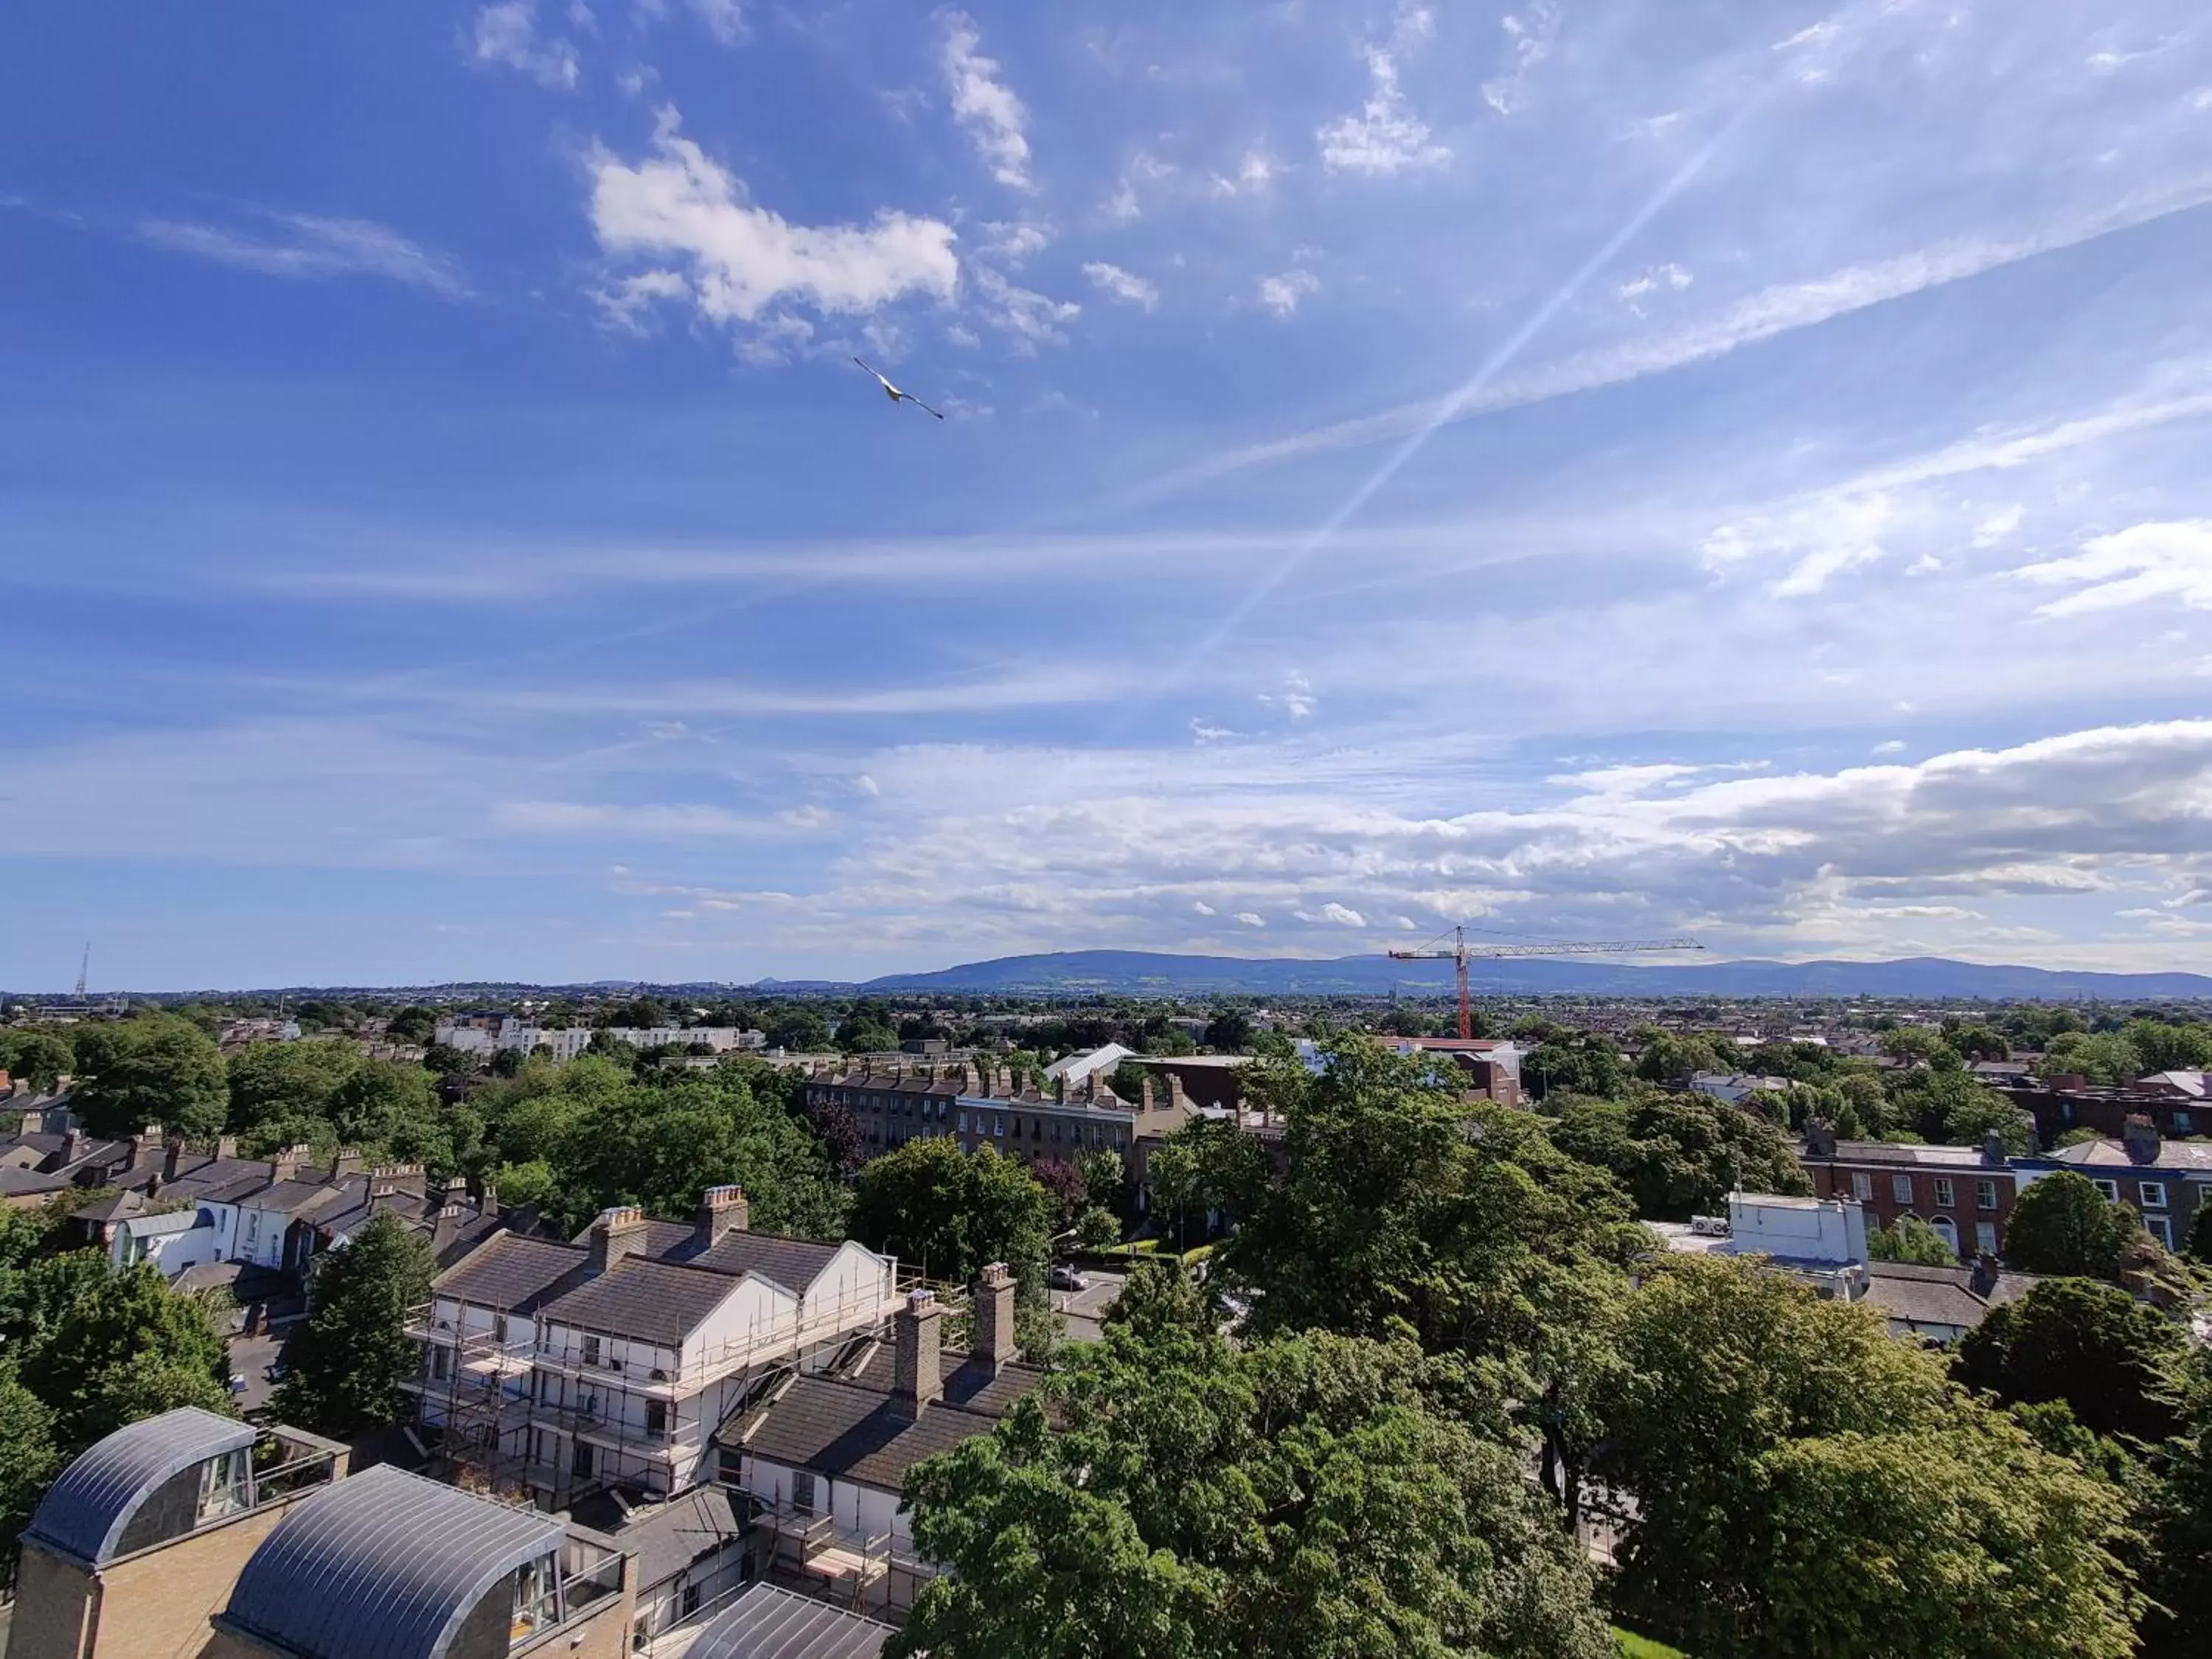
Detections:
892,1262,1018,1419
585,1183,752,1274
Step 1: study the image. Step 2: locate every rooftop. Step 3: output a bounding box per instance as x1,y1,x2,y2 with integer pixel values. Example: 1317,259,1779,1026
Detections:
678,1582,892,1659
733,1352,1042,1493
24,1406,256,1565
538,1254,754,1347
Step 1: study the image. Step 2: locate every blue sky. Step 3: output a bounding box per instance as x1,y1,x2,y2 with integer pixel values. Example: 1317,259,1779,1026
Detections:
4,0,2212,990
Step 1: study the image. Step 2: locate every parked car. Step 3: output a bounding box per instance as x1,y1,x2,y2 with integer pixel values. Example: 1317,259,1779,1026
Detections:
1049,1264,1090,1293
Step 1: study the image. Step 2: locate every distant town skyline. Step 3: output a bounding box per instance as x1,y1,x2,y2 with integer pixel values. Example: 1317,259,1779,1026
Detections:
4,0,2211,987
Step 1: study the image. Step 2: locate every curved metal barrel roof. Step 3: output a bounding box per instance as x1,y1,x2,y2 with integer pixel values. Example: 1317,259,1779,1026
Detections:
681,1583,892,1659
24,1406,254,1565
224,1463,566,1659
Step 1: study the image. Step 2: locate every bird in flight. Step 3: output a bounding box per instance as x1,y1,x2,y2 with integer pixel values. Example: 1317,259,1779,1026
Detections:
852,356,945,420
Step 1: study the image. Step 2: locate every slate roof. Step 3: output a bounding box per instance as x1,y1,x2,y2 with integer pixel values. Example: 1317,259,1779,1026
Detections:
24,1407,254,1565
734,1356,1043,1493
1861,1275,1993,1333
2038,1139,2212,1172
0,1166,69,1199
680,1582,892,1659
431,1231,588,1312
613,1484,741,1592
1813,1141,1997,1167
568,1216,697,1257
686,1231,842,1290
538,1254,747,1346
223,1464,571,1659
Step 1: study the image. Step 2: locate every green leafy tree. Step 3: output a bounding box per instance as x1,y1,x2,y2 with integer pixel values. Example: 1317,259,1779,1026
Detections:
272,1213,437,1439
383,1006,437,1045
1954,1276,2184,1445
1867,1214,1960,1265
2139,1346,2212,1658
1948,1025,2011,1063
1201,1009,1253,1052
2185,1202,2212,1266
1599,1254,2139,1658
2004,1171,2142,1279
1521,1032,1629,1099
1144,1138,1202,1250
1072,1206,1121,1251
226,1038,361,1132
330,1060,442,1158
69,1015,229,1138
0,1030,74,1091
849,1139,1054,1284
2037,1032,2145,1088
2121,1019,2212,1075
764,1006,832,1053
15,1257,231,1453
1548,1092,1808,1222
0,1364,58,1558
1079,1147,1127,1216
895,1270,1613,1659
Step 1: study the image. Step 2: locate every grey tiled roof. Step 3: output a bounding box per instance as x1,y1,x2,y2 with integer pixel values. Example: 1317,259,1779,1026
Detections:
1862,1275,1992,1332
432,1231,588,1312
2040,1140,2212,1172
685,1232,842,1291
734,1357,1042,1493
223,1464,568,1659
538,1255,745,1346
615,1485,740,1592
681,1582,892,1659
24,1407,253,1565
568,1216,697,1256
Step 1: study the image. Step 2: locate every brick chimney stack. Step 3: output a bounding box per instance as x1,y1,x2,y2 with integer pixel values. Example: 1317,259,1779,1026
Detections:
329,1149,363,1184
2123,1114,2159,1165
892,1288,943,1419
695,1184,749,1250
164,1135,187,1182
973,1262,1016,1373
1804,1120,1837,1160
588,1205,648,1274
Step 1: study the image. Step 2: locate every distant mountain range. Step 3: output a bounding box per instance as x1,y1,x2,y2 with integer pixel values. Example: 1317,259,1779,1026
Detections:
858,950,2212,1001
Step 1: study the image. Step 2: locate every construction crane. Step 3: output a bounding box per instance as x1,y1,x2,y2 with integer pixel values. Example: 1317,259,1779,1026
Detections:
74,944,89,1001
1388,926,1703,1040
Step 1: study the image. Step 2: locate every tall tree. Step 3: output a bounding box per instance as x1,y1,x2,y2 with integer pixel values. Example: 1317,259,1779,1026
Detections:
1548,1091,1808,1221
1867,1214,1959,1265
15,1256,231,1453
1599,1254,2139,1658
895,1267,1613,1659
0,1364,58,1560
69,1015,229,1138
2139,1346,2212,1658
1954,1276,2184,1445
272,1213,437,1439
849,1139,1054,1284
0,1030,74,1091
226,1038,361,1133
2003,1171,2142,1279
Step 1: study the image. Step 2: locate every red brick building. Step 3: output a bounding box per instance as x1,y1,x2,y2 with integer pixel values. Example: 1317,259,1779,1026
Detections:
1798,1124,2018,1259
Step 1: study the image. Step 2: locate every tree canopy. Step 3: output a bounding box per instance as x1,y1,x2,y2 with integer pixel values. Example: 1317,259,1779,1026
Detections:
2004,1171,2143,1279
1954,1276,2184,1445
273,1213,437,1439
1547,1091,1808,1222
895,1265,1613,1659
1599,1255,2140,1659
848,1138,1055,1284
69,1015,229,1138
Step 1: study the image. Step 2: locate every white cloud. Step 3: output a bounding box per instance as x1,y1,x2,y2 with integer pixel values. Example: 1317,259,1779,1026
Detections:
1103,179,1141,222
1320,901,1366,926
1235,912,1267,928
855,773,880,796
968,265,1079,351
939,11,1033,192
1703,493,1893,599
470,0,580,89
1481,2,1560,115
1083,261,1158,310
588,108,959,328
1209,150,1278,198
1971,505,2025,547
137,213,469,299
2014,521,2212,617
1873,740,1907,754
686,0,743,44
1259,670,1318,718
1317,9,1450,176
1256,268,1321,317
1615,262,1694,313
1192,900,1217,916
591,268,689,332
1161,179,2212,490
979,220,1051,263
1191,719,1237,742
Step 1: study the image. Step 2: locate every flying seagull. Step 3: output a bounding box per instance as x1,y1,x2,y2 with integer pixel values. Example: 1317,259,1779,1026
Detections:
852,356,945,420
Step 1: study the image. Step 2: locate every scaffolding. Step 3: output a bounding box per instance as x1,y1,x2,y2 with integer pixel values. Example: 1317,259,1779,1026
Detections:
408,1267,925,1513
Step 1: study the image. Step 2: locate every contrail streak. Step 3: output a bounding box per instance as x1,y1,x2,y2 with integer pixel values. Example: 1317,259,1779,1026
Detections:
1121,90,1773,734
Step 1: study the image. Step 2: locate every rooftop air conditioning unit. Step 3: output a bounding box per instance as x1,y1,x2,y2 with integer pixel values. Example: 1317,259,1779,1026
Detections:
1689,1214,1731,1237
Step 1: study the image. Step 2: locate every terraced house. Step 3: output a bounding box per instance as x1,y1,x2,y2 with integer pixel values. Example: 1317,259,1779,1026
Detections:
409,1190,902,1511
803,1057,1193,1169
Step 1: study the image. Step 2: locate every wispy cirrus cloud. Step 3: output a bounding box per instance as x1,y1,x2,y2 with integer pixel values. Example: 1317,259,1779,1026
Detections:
469,0,580,89
1082,260,1158,310
137,212,470,299
939,10,1033,192
1317,6,1450,176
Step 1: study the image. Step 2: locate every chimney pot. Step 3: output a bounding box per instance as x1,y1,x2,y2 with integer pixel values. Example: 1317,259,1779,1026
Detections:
330,1149,362,1184
893,1288,943,1418
215,1135,239,1161
588,1204,648,1274
974,1262,1017,1373
695,1184,749,1249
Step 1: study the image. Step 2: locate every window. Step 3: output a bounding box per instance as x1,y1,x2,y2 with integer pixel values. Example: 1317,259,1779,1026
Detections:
431,1344,452,1382
493,1313,509,1345
645,1399,668,1439
1977,1180,1997,1211
1010,1116,1021,1138
2146,1215,2174,1249
1933,1178,1954,1208
512,1551,559,1637
2138,1182,2168,1209
1851,1172,1872,1201
1975,1222,1997,1255
197,1448,250,1522
2093,1179,2121,1203
2176,1110,2193,1131
1891,1174,1913,1205
572,1439,594,1478
582,1334,602,1366
993,1118,1004,1138
792,1471,816,1514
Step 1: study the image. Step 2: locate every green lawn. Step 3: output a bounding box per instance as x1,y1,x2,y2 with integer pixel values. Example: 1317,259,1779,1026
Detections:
1613,1630,1688,1659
